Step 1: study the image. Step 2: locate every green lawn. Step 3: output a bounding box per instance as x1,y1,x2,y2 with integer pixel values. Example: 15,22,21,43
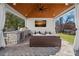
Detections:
58,33,75,44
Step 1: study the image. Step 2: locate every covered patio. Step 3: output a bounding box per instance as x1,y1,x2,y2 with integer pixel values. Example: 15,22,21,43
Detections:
0,3,79,56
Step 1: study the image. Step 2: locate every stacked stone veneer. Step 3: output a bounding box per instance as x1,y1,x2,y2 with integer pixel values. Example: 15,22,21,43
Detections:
4,31,23,46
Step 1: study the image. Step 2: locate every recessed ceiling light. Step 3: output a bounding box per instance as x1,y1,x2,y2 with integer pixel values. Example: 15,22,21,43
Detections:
65,3,69,6
53,14,55,16
13,3,16,5
25,14,27,16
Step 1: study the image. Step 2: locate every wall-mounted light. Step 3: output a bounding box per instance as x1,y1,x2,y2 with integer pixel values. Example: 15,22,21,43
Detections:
13,3,16,5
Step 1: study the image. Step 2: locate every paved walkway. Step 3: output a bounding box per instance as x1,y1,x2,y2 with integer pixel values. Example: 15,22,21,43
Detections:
55,39,74,56
0,39,75,56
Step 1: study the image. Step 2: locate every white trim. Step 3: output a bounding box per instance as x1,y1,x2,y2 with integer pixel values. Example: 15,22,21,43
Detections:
54,5,75,19
5,4,27,20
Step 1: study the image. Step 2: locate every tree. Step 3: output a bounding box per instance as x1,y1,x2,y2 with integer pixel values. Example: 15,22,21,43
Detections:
4,12,25,31
65,13,74,24
59,17,64,32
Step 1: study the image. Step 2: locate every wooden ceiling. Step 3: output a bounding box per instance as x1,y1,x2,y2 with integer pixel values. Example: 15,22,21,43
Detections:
9,3,73,18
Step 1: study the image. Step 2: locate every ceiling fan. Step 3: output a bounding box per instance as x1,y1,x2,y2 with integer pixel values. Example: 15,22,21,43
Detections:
36,4,48,12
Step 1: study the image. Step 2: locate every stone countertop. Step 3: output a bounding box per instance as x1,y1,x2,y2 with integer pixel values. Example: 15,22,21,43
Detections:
4,31,21,33
3,30,27,34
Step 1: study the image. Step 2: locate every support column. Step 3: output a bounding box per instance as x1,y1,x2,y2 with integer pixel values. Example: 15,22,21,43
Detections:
74,4,79,50
52,19,56,34
0,4,6,48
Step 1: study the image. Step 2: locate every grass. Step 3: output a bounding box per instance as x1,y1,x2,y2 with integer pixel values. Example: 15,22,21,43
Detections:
58,33,75,44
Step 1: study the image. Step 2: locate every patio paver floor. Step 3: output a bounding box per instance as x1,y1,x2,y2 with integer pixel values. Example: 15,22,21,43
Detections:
0,39,75,56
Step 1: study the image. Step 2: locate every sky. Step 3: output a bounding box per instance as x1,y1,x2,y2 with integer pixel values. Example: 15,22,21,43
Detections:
57,8,75,24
